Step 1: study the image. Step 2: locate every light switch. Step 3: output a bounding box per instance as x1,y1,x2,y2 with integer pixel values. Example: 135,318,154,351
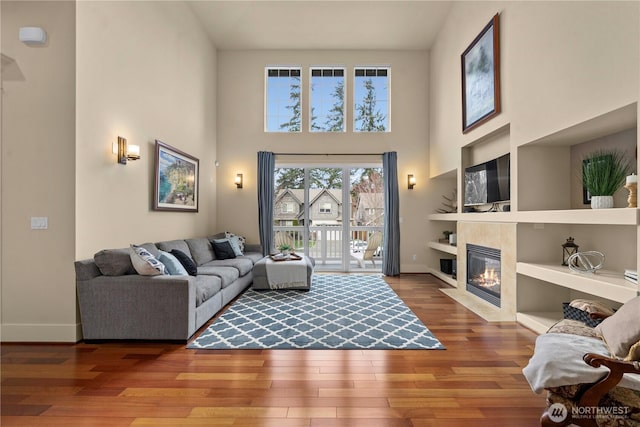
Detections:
31,217,48,229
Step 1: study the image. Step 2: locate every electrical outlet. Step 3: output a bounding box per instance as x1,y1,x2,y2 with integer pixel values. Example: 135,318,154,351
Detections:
412,254,417,261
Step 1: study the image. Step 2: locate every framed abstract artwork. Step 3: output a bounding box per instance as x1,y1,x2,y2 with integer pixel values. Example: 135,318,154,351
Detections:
461,13,501,133
153,140,199,212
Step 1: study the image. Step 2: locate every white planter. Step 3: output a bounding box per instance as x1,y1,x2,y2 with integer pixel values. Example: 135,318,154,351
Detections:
590,195,614,209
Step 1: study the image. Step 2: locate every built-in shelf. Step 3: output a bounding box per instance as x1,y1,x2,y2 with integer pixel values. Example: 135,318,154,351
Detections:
517,208,638,225
428,241,457,255
517,262,638,304
516,311,562,335
431,208,638,225
428,268,457,287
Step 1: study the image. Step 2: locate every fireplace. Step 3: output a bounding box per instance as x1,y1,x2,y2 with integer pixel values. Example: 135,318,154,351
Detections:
466,244,501,307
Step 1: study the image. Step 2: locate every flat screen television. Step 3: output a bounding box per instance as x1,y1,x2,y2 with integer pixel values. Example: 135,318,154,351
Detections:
464,153,510,207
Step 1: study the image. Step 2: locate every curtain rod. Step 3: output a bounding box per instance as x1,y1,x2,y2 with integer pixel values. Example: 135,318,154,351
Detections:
274,152,383,156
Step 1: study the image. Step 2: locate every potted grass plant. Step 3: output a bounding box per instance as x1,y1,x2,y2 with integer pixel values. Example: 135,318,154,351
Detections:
582,148,633,209
278,243,292,256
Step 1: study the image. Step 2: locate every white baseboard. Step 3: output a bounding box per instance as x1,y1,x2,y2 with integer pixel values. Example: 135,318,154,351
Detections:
1,322,82,342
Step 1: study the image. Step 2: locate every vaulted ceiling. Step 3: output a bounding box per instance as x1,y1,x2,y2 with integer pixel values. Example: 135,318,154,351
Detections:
187,1,453,50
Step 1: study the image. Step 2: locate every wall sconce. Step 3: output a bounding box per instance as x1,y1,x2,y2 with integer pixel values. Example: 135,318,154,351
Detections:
235,174,243,189
115,136,140,165
408,174,416,190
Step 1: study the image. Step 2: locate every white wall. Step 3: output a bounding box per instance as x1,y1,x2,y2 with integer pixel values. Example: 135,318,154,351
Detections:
216,50,451,272
1,1,77,341
76,1,218,260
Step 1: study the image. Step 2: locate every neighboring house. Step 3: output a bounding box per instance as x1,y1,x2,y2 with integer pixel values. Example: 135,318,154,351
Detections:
354,192,384,226
274,189,342,226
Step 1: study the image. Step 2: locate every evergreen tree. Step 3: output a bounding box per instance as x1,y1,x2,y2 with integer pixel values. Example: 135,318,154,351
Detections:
324,80,344,132
354,78,386,132
279,76,301,132
275,168,304,191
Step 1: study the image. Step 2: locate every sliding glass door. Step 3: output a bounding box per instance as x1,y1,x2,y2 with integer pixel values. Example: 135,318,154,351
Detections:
273,164,383,272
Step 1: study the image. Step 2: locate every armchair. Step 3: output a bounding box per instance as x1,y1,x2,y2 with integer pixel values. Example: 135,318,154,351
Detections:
523,296,640,427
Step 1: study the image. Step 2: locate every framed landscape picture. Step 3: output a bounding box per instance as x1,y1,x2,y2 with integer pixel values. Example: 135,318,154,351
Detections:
154,140,199,212
461,13,501,133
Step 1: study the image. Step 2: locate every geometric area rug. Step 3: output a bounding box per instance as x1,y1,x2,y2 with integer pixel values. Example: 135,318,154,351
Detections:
188,274,445,350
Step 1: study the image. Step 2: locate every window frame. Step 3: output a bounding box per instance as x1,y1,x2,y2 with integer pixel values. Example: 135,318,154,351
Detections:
264,66,303,133
309,66,346,133
353,66,391,133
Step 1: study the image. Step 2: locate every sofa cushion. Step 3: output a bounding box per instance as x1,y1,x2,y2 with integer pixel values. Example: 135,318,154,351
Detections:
94,248,136,276
202,258,254,276
156,240,192,259
225,231,246,252
238,252,264,264
130,245,165,276
158,250,188,276
196,266,239,288
185,237,215,266
170,249,197,276
211,240,237,260
595,295,640,360
194,275,222,307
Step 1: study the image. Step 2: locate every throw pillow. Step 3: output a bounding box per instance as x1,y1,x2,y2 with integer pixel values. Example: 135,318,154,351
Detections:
594,295,640,360
213,237,243,257
158,250,188,276
212,240,237,260
225,231,246,253
170,249,198,276
129,245,165,276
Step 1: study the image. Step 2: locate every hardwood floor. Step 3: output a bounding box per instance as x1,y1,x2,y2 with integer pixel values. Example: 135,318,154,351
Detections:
1,274,546,426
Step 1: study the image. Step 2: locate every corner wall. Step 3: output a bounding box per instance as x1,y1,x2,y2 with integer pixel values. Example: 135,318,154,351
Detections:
75,1,217,260
1,1,77,341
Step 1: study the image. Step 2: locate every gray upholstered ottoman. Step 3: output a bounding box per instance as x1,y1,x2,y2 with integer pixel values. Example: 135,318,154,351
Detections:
252,255,315,290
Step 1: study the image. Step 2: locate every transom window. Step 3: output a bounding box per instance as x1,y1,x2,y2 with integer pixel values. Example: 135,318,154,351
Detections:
354,67,390,132
265,67,301,132
310,67,345,132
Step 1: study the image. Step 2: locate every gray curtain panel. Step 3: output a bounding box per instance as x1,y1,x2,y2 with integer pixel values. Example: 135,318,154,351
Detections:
382,151,400,276
257,151,275,256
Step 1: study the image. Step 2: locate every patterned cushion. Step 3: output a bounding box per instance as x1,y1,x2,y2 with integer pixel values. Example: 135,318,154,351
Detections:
225,232,246,253
129,245,165,276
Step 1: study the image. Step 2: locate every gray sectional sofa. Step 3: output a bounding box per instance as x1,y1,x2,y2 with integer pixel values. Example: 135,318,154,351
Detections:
74,233,263,341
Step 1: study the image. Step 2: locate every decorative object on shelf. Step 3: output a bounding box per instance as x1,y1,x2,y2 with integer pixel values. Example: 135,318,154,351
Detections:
581,148,633,209
153,140,199,212
561,237,579,266
625,173,637,208
461,13,500,133
449,233,457,246
407,174,416,190
567,251,605,274
436,189,457,213
439,230,454,244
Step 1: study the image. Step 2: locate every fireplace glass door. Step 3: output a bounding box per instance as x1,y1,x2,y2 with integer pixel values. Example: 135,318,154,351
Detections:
466,244,501,307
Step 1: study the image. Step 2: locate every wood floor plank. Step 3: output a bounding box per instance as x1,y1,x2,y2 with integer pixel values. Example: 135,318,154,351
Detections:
0,274,548,425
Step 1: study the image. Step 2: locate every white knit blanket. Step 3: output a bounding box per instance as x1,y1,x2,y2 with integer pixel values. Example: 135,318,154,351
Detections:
523,333,640,394
266,258,307,289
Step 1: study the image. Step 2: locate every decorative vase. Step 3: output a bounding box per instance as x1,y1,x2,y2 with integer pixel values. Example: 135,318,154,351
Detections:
282,249,290,256
590,195,614,209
